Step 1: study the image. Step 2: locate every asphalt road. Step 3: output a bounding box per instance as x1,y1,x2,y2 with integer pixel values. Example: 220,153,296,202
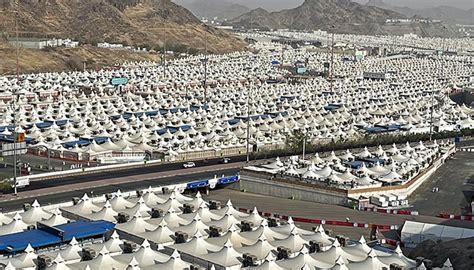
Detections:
9,156,248,192
205,189,474,240
0,168,239,212
409,151,474,216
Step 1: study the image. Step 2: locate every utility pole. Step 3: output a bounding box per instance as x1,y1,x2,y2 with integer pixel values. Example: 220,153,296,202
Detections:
430,39,446,141
329,26,335,93
13,0,20,195
203,25,208,103
162,35,167,78
302,136,306,161
429,89,435,141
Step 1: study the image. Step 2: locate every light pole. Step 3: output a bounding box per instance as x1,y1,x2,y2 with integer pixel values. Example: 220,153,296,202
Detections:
162,35,167,78
12,0,20,196
429,89,435,141
13,103,17,196
302,135,306,161
203,24,209,104
246,86,251,163
329,26,335,93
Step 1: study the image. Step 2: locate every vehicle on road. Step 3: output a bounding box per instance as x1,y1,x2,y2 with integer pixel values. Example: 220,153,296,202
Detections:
183,162,196,168
220,158,231,164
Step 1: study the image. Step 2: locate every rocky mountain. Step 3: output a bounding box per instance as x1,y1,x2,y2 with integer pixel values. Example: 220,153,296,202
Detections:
409,237,474,270
174,0,250,21
0,0,245,53
367,0,474,25
228,0,459,37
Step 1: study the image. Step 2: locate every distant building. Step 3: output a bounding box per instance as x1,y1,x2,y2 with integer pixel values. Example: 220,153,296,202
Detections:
97,42,124,49
215,25,233,30
7,38,79,49
363,71,390,80
354,49,367,61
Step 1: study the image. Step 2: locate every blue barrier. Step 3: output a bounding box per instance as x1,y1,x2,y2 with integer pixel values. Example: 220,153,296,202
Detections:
217,175,240,185
185,175,239,189
186,179,209,189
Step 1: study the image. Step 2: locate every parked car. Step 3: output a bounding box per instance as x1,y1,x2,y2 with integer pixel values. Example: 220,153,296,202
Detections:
183,162,196,168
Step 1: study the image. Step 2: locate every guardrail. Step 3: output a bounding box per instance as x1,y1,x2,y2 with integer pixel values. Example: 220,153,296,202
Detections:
360,207,419,216
438,213,474,221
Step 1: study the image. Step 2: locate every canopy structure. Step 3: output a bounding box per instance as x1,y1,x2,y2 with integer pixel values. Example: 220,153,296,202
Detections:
0,220,115,253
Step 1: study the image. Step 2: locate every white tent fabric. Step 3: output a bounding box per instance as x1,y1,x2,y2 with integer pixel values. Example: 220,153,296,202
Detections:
401,221,474,247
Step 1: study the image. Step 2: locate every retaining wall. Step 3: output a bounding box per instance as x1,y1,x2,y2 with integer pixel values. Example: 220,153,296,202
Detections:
238,172,349,206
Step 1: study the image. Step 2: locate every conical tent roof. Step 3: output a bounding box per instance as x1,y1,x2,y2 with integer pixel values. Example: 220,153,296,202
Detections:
378,245,416,268
64,193,101,215
235,237,275,260
0,213,29,235
146,250,191,270
271,232,308,253
201,240,243,267
89,231,124,255
301,225,335,246
170,231,222,256
311,239,364,264
41,209,69,226
116,239,169,266
56,237,82,262
87,201,119,222
244,260,286,270
347,249,388,270
116,213,157,234
7,244,37,268
138,221,175,244
20,200,53,224
206,226,257,248
276,246,334,269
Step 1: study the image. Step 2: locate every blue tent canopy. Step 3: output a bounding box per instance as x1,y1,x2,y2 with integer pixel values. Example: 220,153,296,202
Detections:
156,125,192,135
0,220,115,253
344,161,368,169
360,158,386,165
0,125,16,132
366,124,401,134
62,137,111,148
0,135,35,144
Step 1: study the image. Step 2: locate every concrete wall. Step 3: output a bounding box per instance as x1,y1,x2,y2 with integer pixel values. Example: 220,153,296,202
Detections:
239,174,349,206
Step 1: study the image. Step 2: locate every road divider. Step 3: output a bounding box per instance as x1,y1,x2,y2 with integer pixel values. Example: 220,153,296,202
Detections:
438,213,473,221
360,207,419,216
238,208,399,231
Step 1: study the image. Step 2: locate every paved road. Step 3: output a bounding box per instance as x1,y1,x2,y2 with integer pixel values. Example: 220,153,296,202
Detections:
0,168,239,212
409,151,474,216
205,189,474,240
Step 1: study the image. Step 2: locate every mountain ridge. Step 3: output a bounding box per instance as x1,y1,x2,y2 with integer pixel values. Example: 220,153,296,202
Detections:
228,0,459,37
366,0,474,25
0,0,245,53
174,0,250,20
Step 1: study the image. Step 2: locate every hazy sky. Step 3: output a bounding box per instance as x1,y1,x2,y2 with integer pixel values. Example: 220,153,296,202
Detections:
233,0,473,11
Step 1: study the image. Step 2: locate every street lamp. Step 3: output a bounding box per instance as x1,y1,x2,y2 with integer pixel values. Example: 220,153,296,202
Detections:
329,25,335,93
246,85,251,163
302,135,307,161
202,23,209,104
